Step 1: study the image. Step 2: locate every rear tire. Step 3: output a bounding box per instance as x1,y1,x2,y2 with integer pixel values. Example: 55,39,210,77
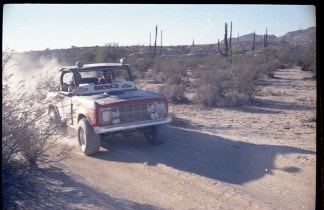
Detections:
144,125,167,145
48,108,67,135
77,118,101,155
49,108,60,125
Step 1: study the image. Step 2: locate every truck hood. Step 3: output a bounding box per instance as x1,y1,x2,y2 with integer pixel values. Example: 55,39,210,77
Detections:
75,89,166,106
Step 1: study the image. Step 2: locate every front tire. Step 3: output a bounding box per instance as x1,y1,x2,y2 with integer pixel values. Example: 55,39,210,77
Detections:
77,118,101,155
144,125,167,145
48,108,67,135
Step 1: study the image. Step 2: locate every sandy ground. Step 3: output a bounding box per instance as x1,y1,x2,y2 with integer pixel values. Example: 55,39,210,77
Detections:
9,66,317,209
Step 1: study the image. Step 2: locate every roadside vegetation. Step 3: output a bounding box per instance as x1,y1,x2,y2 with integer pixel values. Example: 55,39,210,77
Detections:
17,42,316,107
2,52,71,208
135,43,315,106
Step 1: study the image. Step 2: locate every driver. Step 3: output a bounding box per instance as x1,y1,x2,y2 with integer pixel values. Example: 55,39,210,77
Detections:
98,70,112,84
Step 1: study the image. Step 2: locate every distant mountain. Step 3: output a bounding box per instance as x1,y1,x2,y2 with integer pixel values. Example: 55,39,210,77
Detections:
226,27,315,47
231,33,277,43
276,27,316,46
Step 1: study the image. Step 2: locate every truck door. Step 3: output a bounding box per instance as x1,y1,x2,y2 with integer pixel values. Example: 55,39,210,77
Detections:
59,95,73,124
58,72,74,125
71,96,82,126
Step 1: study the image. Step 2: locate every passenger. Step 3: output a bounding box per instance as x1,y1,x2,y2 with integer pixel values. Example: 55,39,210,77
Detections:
98,70,112,84
68,72,83,92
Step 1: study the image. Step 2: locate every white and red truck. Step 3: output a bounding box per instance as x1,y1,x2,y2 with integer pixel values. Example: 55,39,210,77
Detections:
46,60,172,155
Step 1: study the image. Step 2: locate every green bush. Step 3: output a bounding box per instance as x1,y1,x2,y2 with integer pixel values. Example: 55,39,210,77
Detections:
155,57,188,103
128,56,154,79
160,84,188,104
192,55,264,107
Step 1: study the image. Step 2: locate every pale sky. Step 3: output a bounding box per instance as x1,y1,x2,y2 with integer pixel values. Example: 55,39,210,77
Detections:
3,4,316,52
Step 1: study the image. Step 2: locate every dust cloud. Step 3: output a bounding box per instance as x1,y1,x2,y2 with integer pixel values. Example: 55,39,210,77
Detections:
2,52,69,116
3,52,64,94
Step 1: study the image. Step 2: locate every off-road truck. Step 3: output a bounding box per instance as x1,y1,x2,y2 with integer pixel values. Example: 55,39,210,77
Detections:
46,60,172,155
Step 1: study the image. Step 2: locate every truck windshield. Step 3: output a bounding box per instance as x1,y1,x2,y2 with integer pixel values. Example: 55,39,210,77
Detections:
79,68,132,82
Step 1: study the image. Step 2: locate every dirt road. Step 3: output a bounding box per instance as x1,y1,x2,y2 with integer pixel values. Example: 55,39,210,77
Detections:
41,66,316,209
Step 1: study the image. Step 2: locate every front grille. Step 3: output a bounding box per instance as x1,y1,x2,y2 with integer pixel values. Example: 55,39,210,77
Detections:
116,103,151,123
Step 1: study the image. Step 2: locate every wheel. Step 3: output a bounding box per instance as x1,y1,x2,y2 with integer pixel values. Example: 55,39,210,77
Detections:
48,108,67,135
49,108,60,125
77,118,101,155
144,124,167,145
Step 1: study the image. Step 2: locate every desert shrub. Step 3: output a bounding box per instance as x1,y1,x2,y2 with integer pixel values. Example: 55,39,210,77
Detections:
158,57,187,80
148,50,294,107
94,46,128,63
193,55,264,107
273,47,302,67
160,84,188,104
2,78,65,167
255,45,315,72
2,51,74,209
300,41,316,72
128,56,154,79
156,57,188,103
146,57,164,82
80,51,97,64
2,52,70,167
248,48,282,79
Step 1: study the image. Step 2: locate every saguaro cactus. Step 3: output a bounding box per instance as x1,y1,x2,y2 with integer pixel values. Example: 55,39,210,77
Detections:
264,28,268,47
252,31,256,51
149,25,163,58
218,22,232,57
229,21,232,57
152,25,158,57
159,29,162,56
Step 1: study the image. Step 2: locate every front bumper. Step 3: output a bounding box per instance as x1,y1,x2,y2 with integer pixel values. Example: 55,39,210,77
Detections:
93,117,172,134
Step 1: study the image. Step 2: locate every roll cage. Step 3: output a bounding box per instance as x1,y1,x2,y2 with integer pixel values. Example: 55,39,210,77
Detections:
58,63,134,94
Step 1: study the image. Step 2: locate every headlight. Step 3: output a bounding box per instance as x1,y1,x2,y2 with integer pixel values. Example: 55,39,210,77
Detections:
148,102,166,120
101,109,112,123
148,103,155,112
155,102,166,117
